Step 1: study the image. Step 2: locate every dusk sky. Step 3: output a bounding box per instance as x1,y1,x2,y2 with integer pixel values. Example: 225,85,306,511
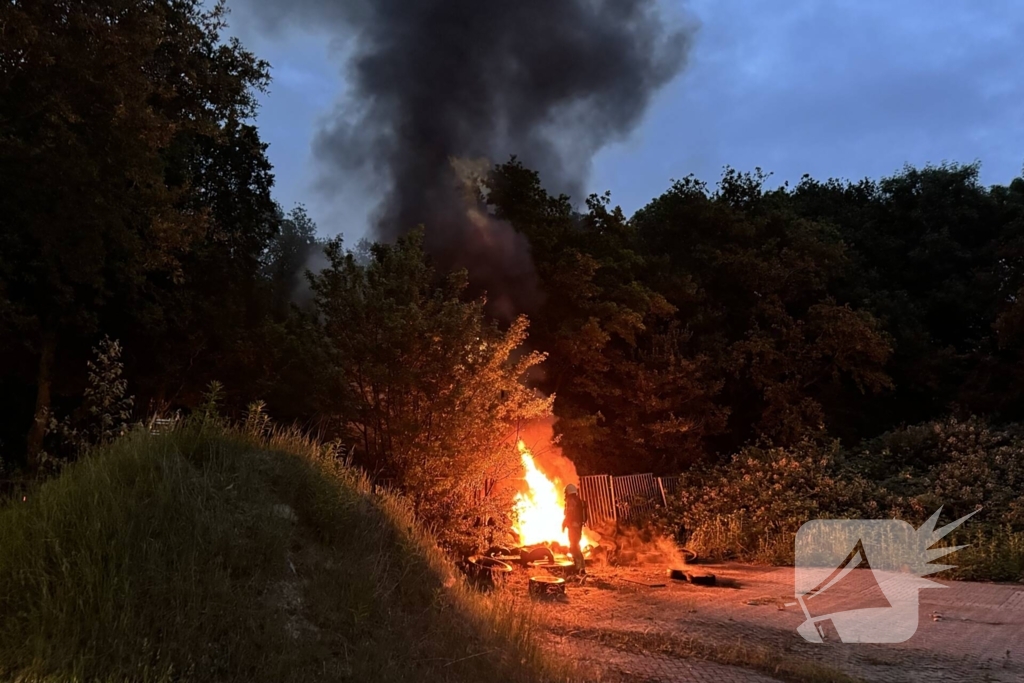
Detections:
227,0,1024,240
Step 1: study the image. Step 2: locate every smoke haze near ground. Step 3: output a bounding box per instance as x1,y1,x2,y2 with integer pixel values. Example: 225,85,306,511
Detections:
237,0,694,315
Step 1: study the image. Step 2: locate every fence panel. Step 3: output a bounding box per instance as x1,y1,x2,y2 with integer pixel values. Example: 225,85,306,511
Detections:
367,470,677,527
611,473,661,522
579,474,615,525
657,476,680,505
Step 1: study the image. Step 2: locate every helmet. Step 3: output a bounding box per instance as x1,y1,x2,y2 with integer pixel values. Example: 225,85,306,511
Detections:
564,484,578,496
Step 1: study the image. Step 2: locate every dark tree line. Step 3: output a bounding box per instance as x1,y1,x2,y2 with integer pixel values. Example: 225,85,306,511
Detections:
486,160,1024,474
0,1,317,468
2,0,1022,489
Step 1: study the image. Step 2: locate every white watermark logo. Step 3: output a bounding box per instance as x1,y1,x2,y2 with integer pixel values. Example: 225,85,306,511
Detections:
791,508,978,643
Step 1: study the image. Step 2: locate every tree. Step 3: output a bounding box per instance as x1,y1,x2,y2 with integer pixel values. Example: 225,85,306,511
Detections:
0,0,271,466
309,229,552,550
122,112,280,416
789,163,1024,429
486,161,890,471
632,169,893,452
264,205,322,314
487,161,725,473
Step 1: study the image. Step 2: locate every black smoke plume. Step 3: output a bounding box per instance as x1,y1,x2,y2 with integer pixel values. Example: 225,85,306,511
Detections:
241,0,694,316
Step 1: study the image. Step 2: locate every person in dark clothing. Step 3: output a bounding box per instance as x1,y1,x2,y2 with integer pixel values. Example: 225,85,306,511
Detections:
561,484,588,575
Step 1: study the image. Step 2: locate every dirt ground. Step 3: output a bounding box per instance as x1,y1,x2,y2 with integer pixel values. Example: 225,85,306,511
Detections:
506,563,1024,683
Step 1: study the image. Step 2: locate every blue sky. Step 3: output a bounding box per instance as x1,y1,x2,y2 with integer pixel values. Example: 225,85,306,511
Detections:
227,0,1024,240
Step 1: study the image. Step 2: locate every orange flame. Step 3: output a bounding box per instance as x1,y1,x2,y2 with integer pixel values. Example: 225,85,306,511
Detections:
512,440,597,548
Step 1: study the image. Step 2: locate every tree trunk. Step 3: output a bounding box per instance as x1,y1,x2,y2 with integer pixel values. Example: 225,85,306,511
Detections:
26,333,56,470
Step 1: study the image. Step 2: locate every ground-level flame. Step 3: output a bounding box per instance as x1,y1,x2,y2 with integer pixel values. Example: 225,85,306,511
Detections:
512,440,597,549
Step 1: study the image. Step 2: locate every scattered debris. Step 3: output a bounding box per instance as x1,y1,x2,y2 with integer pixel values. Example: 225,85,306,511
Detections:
529,575,567,598
490,554,522,565
622,578,666,588
148,416,179,435
686,571,716,586
519,546,556,565
743,596,778,606
459,556,514,591
530,558,577,576
666,568,717,586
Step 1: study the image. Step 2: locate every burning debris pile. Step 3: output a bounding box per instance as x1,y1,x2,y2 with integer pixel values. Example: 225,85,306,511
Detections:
512,439,599,552
458,420,602,589
460,418,705,593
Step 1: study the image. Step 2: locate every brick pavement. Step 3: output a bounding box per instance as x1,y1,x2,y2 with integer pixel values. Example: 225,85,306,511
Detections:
520,563,1024,683
545,634,781,683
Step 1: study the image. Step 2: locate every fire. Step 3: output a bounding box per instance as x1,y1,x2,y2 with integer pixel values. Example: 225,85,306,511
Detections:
512,440,597,549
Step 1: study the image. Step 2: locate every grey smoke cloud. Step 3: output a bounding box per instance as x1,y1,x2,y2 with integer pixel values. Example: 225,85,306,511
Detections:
239,0,694,314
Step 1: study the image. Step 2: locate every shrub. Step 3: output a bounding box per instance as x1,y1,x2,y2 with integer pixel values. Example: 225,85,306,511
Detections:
655,436,875,563
656,416,1024,580
852,416,1024,529
42,336,135,468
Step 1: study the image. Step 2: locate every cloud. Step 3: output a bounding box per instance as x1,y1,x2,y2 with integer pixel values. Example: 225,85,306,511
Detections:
591,0,1024,212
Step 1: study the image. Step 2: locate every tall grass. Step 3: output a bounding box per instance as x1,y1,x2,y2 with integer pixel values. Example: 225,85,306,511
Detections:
947,527,1024,581
0,418,576,682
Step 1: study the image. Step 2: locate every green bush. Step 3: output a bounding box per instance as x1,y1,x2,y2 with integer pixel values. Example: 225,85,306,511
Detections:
656,417,1024,580
655,436,874,563
854,416,1024,529
854,416,1024,581
41,336,136,471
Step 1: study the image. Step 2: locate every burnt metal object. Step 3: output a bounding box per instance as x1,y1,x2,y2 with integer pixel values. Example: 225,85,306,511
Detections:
528,575,566,598
490,554,522,565
519,546,555,565
530,558,576,576
461,556,514,590
468,556,514,574
666,567,716,585
667,568,688,582
687,571,716,586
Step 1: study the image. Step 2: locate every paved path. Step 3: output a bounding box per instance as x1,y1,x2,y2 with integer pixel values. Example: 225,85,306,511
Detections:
543,633,781,683
523,563,1024,682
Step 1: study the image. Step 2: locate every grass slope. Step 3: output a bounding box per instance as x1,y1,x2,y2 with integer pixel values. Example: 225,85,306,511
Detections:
0,419,572,682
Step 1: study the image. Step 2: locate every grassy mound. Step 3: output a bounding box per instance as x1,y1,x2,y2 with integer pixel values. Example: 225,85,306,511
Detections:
0,420,570,682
